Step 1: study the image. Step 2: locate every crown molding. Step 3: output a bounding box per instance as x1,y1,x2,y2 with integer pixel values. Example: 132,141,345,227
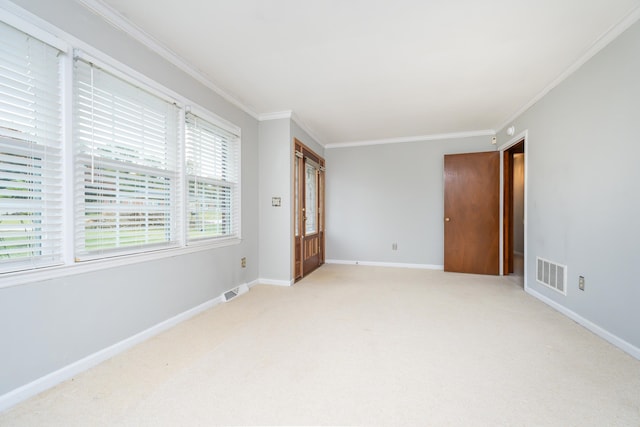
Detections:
258,110,325,147
495,3,640,132
325,129,496,149
258,111,292,121
290,112,325,148
76,0,259,120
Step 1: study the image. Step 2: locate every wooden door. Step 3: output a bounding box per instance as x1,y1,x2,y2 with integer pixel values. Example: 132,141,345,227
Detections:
444,151,500,274
302,158,321,275
294,139,325,281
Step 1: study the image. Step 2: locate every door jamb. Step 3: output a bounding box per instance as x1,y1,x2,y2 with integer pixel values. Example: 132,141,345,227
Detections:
498,130,528,290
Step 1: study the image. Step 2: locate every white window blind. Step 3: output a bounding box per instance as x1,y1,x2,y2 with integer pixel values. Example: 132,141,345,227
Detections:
185,112,240,242
73,57,180,259
0,21,63,273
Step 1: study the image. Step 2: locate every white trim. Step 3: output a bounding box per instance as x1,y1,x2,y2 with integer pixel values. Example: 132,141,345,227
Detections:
496,130,528,153
0,294,225,413
326,259,444,270
498,130,528,288
259,278,294,286
74,49,182,107
0,239,241,289
247,279,261,288
258,111,326,147
187,105,241,136
0,5,68,52
291,112,325,148
258,110,292,121
526,287,640,360
61,43,75,267
494,4,640,132
75,0,259,120
326,130,496,149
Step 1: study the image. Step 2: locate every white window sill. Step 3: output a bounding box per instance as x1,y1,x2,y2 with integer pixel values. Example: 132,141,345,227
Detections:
0,238,241,289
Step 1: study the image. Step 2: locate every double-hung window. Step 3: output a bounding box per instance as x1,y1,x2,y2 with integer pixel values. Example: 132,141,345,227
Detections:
1,14,243,276
0,21,63,273
185,112,240,242
73,56,180,259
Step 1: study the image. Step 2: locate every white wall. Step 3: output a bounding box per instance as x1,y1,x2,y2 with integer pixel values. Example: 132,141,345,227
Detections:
325,137,494,266
496,19,640,353
0,0,259,397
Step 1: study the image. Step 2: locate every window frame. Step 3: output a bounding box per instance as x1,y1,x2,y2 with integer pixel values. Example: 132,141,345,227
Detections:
72,54,182,260
185,108,241,244
0,19,65,274
0,12,242,288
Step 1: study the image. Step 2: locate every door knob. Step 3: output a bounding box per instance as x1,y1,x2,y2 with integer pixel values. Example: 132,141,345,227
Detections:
445,217,450,222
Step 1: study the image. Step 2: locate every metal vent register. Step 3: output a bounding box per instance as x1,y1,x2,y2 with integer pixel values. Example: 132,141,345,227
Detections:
536,257,567,295
223,288,239,302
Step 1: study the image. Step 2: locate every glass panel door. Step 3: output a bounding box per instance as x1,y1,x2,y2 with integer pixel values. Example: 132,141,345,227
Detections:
305,161,317,235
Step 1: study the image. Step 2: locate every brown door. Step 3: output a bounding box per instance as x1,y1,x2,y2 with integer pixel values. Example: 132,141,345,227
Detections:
294,139,325,281
302,158,321,275
444,151,500,274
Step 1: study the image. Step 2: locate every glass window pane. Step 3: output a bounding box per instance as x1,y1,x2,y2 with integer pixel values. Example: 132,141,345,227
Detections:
305,162,317,234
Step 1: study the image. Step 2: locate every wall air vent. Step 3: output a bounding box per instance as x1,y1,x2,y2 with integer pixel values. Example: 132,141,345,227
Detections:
223,288,238,301
221,284,249,302
536,257,567,295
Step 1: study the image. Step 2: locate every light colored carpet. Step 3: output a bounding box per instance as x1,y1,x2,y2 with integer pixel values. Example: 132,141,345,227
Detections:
1,264,639,426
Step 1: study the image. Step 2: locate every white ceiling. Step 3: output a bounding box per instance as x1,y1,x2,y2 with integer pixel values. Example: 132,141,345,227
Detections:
90,0,640,146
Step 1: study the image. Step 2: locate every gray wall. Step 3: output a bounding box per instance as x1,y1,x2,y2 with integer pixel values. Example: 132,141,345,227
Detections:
0,0,259,395
258,118,292,282
325,137,494,265
496,20,640,350
291,119,324,159
258,117,324,282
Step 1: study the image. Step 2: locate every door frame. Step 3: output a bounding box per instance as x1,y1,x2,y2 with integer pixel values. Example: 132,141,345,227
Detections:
293,138,325,281
498,130,528,289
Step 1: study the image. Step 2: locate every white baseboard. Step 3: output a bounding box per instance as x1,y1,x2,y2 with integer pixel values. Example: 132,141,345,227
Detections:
526,287,640,360
258,278,294,286
247,279,260,288
0,280,255,413
326,259,444,270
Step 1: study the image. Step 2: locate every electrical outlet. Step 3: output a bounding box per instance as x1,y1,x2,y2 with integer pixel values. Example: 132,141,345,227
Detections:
241,257,246,268
578,276,585,291
392,243,398,250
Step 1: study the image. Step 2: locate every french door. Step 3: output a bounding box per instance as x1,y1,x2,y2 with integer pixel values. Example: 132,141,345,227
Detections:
294,139,325,281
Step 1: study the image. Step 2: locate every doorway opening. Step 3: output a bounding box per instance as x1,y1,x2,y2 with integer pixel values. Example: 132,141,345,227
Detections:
502,138,525,286
293,139,325,281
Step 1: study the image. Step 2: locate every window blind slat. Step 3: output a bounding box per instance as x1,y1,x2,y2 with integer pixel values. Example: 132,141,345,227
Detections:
0,21,63,273
73,58,179,259
185,112,240,242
